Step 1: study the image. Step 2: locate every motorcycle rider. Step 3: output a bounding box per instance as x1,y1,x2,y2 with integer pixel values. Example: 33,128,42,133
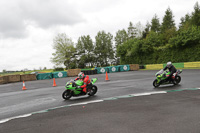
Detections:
75,72,91,93
163,62,177,81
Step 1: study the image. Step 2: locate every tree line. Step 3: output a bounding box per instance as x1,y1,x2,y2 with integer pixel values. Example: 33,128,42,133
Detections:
51,2,200,69
51,31,115,69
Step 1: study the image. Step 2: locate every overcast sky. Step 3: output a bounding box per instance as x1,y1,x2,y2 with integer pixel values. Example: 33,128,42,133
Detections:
0,0,198,71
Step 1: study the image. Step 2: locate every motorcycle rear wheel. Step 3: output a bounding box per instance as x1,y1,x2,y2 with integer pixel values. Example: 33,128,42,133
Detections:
88,85,98,96
62,90,72,100
153,79,160,88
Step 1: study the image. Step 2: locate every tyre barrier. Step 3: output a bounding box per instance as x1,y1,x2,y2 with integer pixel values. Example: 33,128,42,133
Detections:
139,65,145,69
81,70,97,75
88,70,91,75
82,70,87,75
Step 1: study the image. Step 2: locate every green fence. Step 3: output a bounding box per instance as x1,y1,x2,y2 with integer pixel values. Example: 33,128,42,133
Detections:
36,73,52,80
52,71,67,78
96,67,109,74
96,65,130,74
108,66,120,73
118,65,130,72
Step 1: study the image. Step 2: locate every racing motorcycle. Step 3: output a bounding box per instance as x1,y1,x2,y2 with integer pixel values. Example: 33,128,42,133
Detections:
153,69,182,88
62,78,98,100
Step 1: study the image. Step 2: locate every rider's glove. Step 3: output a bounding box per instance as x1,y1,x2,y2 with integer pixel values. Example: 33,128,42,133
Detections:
77,86,81,88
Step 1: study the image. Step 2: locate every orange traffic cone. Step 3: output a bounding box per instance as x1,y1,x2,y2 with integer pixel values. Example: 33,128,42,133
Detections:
22,81,27,90
53,78,57,87
105,71,109,81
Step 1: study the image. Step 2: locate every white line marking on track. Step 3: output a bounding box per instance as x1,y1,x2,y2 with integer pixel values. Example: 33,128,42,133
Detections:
131,91,167,96
69,100,104,106
0,114,32,124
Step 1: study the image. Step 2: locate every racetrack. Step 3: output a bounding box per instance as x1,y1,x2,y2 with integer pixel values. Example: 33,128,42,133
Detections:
0,69,200,133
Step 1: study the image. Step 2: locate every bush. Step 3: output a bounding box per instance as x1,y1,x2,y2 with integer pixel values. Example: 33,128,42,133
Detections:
117,25,200,65
53,67,64,71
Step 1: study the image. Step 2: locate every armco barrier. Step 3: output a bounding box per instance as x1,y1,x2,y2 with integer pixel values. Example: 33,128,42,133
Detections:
52,71,67,78
90,70,94,75
0,76,9,84
8,75,21,83
118,65,130,72
67,69,81,77
184,62,200,68
82,70,88,75
20,74,37,81
88,70,92,75
82,70,97,75
145,61,200,70
130,64,139,70
146,64,163,70
92,70,97,74
36,73,52,80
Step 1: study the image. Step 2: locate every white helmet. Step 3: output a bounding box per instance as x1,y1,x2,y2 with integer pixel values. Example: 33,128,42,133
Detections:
167,62,172,68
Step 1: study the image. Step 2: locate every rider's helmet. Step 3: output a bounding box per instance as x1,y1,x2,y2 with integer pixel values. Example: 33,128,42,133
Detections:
78,72,85,79
166,61,172,68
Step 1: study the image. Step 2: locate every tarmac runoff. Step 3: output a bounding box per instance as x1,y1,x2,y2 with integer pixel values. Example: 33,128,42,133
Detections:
0,87,200,124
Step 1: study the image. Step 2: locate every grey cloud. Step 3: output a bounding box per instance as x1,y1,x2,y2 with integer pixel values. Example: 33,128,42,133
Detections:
0,17,27,38
75,0,123,13
19,0,85,27
0,0,85,38
0,1,27,38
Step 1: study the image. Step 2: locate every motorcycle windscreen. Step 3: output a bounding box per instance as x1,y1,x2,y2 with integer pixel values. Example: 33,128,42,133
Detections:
177,69,182,74
91,78,97,84
157,69,164,75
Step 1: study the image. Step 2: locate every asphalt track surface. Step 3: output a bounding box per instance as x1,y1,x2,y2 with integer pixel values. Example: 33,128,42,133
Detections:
0,69,200,133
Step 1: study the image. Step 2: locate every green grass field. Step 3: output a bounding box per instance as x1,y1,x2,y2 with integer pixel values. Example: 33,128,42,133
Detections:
0,69,54,76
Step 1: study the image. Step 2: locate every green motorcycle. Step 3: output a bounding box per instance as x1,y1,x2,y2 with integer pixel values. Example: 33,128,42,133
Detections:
153,69,182,88
62,78,98,100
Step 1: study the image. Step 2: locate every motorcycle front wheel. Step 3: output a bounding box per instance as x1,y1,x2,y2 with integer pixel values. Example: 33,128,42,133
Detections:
173,76,181,85
62,90,72,100
88,85,98,96
153,79,160,88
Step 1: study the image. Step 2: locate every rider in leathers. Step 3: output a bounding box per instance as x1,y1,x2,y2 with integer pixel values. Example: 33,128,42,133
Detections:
163,62,177,81
75,72,91,93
